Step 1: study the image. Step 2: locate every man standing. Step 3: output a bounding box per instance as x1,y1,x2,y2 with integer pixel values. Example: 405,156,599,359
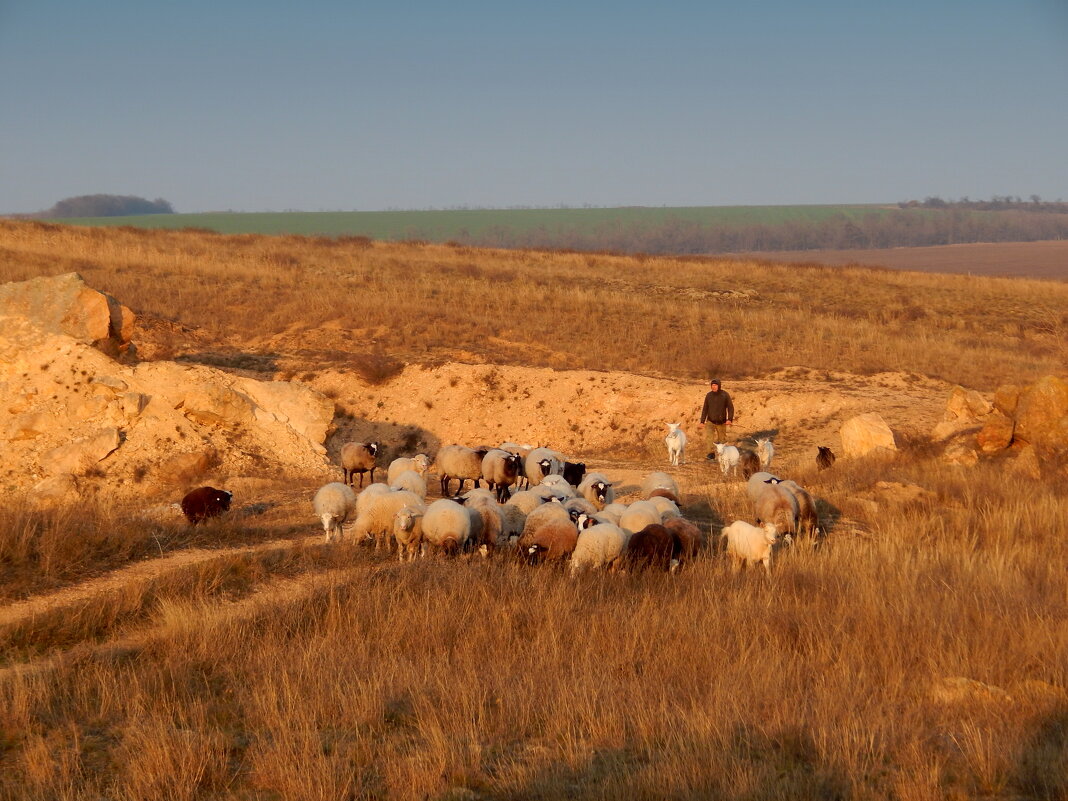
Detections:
698,379,734,460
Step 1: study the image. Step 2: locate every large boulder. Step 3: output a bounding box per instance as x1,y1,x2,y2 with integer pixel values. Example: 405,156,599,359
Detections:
41,427,122,476
840,412,897,458
976,411,1015,454
0,272,134,358
1013,376,1068,455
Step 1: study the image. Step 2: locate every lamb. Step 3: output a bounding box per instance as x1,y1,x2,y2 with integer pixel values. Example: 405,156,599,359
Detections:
352,489,424,549
664,423,687,466
387,454,431,485
434,445,486,497
392,506,424,561
779,480,820,540
663,517,704,564
641,471,680,504
816,446,837,471
569,523,630,575
389,469,427,498
181,486,233,525
752,483,799,538
312,482,358,542
713,443,741,477
624,523,678,571
340,441,380,488
524,447,563,487
720,520,779,574
421,499,472,555
746,472,781,504
618,500,662,534
481,448,524,503
737,449,761,480
755,438,775,470
577,472,615,510
562,461,586,487
518,502,578,561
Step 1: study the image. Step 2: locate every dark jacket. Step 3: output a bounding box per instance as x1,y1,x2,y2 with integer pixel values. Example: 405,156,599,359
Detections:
700,389,734,424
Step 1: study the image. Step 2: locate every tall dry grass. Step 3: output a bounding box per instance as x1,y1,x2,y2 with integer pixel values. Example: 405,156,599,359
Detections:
1,220,1065,386
1,459,1066,800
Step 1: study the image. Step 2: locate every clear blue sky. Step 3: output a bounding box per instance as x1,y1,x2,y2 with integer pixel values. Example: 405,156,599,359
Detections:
1,0,1066,213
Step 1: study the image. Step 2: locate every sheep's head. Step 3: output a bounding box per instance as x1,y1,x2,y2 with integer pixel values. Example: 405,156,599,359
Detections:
367,442,380,457
592,481,611,503
395,507,422,532
576,513,595,530
413,454,430,472
538,458,552,474
215,490,233,511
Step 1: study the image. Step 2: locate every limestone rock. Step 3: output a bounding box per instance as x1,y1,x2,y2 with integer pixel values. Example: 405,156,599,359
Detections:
235,378,335,445
1013,375,1068,453
42,427,122,475
943,441,979,467
5,412,49,441
0,272,134,357
931,419,981,442
976,411,1015,454
944,386,992,421
180,383,256,428
155,449,219,485
840,412,897,457
993,384,1021,416
31,474,79,503
1010,444,1043,480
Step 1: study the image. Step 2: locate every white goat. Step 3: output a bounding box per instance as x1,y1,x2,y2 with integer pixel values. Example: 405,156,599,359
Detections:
714,443,741,477
720,520,779,575
664,423,687,466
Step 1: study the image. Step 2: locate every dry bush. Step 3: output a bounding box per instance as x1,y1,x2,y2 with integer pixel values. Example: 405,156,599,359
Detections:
0,461,1065,800
1,220,1065,386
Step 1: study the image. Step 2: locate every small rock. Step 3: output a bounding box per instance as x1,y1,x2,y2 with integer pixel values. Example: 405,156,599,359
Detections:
993,384,1021,416
943,441,979,467
32,474,79,502
1010,444,1043,479
976,411,1014,454
944,386,992,421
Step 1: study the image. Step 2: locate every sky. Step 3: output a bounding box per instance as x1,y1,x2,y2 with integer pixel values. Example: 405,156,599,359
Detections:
1,0,1066,214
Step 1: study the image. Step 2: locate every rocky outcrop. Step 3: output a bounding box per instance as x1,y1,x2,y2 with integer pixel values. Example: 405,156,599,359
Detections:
840,412,897,458
0,274,335,499
1012,376,1068,454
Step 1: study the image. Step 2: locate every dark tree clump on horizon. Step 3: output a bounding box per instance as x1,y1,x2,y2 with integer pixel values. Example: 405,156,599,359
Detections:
44,194,175,218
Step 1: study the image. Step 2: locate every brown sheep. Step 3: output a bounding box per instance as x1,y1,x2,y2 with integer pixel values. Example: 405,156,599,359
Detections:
738,449,761,480
624,523,678,571
181,486,233,525
341,441,380,488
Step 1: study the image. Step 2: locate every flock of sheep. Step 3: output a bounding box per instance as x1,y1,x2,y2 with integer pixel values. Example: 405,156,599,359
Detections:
304,433,825,575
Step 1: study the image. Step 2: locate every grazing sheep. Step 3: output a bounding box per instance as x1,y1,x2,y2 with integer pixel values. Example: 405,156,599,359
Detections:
663,517,704,564
752,483,799,538
598,503,627,527
181,486,233,525
577,472,615,510
434,445,486,497
387,454,431,485
562,461,587,487
746,472,782,504
570,523,630,575
738,449,761,480
563,497,598,517
421,499,472,555
618,500,662,534
481,448,524,503
779,480,820,540
461,488,498,506
647,496,681,520
755,438,775,470
355,482,392,519
518,502,578,561
392,506,424,561
720,520,778,574
816,446,837,471
540,474,577,497
506,490,546,516
524,447,563,487
641,471,680,503
389,469,427,498
625,523,678,571
353,489,424,549
497,503,527,545
340,441,380,488
313,482,358,542
460,490,504,554
714,443,741,477
530,483,571,502
665,423,687,466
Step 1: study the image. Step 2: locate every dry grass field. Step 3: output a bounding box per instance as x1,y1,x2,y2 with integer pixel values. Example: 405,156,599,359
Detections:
737,240,1068,281
1,220,1067,800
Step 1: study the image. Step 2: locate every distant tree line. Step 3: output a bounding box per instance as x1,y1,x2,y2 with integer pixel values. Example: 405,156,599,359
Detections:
429,208,1068,254
900,195,1068,213
43,194,174,218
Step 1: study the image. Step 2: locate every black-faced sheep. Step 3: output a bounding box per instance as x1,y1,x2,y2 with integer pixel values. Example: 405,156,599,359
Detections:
518,502,578,562
816,446,836,471
434,445,487,497
341,441,380,487
181,486,233,525
562,461,586,486
577,472,615,510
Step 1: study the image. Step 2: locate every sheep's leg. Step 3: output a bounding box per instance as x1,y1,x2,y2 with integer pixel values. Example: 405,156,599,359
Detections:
370,467,376,484
761,555,772,577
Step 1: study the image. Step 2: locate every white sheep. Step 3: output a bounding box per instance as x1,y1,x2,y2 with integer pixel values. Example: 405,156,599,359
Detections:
597,503,628,527
352,489,424,549
641,471,680,503
392,505,424,561
434,445,487,497
506,489,547,516
618,500,661,534
664,423,687,466
577,472,615,510
355,482,393,519
746,472,781,504
497,503,527,546
524,447,564,488
340,441,380,487
569,523,630,576
539,473,575,495
755,438,775,471
779,479,820,540
752,483,799,539
647,496,681,520
714,443,741,477
720,520,779,574
313,482,358,542
389,469,427,498
563,496,598,517
421,498,472,555
387,454,431,485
